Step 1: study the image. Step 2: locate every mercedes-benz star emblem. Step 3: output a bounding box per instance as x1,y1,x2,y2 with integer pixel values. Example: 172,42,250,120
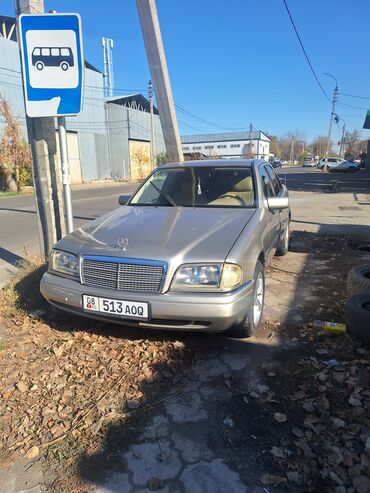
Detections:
117,237,129,250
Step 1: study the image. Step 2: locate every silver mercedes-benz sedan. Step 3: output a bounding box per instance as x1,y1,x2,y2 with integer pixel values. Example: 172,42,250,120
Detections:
40,159,290,337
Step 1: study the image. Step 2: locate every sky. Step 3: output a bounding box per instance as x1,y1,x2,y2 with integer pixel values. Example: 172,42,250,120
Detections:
2,0,370,143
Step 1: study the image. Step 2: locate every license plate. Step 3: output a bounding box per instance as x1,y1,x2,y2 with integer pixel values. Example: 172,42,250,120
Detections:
82,295,149,320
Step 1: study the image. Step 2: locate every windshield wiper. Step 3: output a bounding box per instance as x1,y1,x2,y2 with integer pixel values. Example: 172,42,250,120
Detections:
148,181,177,207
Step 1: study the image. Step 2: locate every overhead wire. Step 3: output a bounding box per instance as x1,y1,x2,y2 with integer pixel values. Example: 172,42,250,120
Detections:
339,92,370,101
281,0,330,102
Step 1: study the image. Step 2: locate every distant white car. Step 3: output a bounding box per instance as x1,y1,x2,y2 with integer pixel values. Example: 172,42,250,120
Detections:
329,160,360,173
317,157,346,170
303,157,316,167
318,157,359,173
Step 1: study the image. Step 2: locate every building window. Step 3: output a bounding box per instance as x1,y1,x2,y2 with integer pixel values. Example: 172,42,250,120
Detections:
182,146,189,151
204,145,214,149
193,146,201,150
230,144,241,148
217,144,227,149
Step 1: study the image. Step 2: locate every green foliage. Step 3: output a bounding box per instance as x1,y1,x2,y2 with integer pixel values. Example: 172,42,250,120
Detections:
156,151,168,166
16,165,33,188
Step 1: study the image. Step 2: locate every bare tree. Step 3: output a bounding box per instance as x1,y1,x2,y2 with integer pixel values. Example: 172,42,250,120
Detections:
0,97,31,192
267,134,281,159
343,129,365,159
279,129,306,162
311,135,330,158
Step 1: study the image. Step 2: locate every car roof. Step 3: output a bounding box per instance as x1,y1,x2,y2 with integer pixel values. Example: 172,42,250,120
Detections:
159,159,268,169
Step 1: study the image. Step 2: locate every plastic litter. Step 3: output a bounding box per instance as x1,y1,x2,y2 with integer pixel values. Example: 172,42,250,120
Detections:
313,320,346,334
223,417,234,428
324,359,339,367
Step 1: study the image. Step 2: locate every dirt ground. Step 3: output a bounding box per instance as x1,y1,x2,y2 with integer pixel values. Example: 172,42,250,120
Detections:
0,230,369,493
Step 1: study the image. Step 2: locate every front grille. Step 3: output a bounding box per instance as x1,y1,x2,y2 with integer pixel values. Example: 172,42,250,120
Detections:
82,257,165,293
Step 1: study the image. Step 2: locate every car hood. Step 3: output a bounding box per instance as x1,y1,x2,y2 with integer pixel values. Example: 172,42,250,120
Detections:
63,206,255,264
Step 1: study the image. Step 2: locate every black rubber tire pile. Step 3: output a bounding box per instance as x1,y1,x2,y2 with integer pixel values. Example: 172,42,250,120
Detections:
345,265,370,341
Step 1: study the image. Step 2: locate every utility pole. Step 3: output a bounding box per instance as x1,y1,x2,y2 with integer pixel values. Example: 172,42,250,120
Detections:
15,0,65,257
148,80,155,170
339,122,346,158
324,73,338,172
289,138,295,166
249,123,253,158
136,0,183,163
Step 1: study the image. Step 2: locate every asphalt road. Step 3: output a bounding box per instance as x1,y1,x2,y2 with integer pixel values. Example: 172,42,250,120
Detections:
0,166,369,285
0,182,138,285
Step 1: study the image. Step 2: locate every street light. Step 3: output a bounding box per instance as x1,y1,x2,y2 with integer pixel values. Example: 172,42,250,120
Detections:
323,73,339,171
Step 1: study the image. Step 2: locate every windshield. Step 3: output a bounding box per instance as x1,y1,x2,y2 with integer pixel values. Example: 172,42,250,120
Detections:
130,166,255,208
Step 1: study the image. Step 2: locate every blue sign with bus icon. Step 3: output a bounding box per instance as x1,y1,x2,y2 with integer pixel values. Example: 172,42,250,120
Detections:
18,13,84,117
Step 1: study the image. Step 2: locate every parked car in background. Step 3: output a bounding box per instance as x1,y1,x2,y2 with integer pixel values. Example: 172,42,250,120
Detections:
303,157,316,167
329,160,360,173
41,159,290,338
317,157,346,170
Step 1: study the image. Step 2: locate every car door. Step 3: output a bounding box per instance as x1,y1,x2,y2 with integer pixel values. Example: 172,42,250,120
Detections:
259,165,281,258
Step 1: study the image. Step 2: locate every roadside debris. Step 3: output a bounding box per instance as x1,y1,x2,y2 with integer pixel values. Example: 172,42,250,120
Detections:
313,320,347,333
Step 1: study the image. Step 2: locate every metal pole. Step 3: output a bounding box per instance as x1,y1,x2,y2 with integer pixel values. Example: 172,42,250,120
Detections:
249,123,253,158
148,80,155,170
57,117,74,233
289,138,294,166
136,0,183,163
339,123,346,158
324,73,338,171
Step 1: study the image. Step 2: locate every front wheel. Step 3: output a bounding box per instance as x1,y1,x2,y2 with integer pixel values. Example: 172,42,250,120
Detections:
275,222,289,256
228,261,265,338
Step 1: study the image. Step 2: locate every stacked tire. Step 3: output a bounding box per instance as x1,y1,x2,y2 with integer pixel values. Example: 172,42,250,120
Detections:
345,265,370,341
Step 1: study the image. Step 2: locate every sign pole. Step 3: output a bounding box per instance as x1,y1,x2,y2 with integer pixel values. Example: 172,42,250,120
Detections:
17,9,84,242
57,116,74,233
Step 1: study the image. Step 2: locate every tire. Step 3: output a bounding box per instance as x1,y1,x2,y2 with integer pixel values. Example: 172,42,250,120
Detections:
228,261,265,338
275,222,289,256
347,265,370,297
60,62,69,71
36,61,44,71
344,294,370,341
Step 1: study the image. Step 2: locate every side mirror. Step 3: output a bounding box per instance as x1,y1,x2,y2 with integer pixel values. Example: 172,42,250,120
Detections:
267,196,289,210
118,195,129,205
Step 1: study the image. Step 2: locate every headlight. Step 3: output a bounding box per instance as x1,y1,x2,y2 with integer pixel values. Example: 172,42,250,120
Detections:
171,263,241,292
49,250,79,277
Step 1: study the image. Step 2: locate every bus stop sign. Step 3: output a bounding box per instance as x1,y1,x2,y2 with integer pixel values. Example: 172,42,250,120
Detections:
18,13,84,117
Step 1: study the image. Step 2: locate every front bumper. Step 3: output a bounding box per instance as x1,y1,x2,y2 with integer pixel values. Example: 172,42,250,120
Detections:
40,272,254,333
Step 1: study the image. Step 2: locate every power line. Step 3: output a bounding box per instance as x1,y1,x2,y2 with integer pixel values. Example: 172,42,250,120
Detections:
337,101,369,111
175,103,245,131
339,92,370,101
281,0,330,102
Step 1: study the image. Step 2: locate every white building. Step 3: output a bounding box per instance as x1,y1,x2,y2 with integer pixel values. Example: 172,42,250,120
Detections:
181,131,271,160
